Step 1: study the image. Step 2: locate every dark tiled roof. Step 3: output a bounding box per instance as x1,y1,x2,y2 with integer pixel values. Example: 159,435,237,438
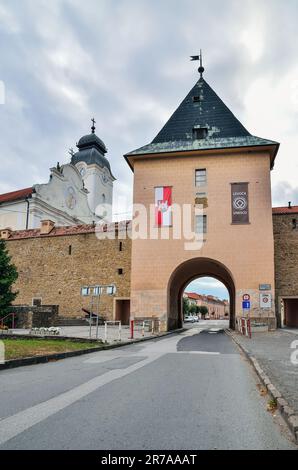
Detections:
71,132,116,180
0,187,33,204
272,206,298,214
125,77,279,163
153,78,250,143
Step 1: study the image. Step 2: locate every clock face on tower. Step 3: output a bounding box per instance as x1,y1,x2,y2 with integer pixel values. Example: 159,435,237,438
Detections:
79,166,86,177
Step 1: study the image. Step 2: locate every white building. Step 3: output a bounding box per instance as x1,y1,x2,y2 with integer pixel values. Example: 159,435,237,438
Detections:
0,125,115,230
71,123,115,220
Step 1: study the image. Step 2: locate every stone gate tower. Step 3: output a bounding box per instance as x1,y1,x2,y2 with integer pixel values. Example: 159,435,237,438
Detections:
125,60,279,330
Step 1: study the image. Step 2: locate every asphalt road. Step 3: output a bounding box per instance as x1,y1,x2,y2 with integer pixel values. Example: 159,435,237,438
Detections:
0,324,296,450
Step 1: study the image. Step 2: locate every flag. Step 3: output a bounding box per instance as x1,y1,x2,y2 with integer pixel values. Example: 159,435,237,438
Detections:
155,186,172,227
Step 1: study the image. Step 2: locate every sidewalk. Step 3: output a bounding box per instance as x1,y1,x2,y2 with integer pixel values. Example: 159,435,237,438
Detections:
231,329,298,414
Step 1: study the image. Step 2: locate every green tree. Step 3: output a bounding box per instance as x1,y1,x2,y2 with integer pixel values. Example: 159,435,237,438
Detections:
199,305,208,319
189,304,197,314
0,239,18,318
183,297,190,317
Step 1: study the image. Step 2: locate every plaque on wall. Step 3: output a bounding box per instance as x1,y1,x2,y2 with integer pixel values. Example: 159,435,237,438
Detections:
231,182,249,224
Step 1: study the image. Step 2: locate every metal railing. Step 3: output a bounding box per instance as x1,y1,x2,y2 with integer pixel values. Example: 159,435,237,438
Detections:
0,312,16,329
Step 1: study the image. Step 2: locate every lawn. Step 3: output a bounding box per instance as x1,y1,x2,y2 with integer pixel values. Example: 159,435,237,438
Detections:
2,338,102,360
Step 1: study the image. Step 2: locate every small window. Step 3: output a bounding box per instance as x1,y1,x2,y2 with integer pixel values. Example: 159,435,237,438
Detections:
193,127,208,139
193,96,201,103
32,298,42,307
118,268,123,275
68,245,72,255
195,169,207,187
107,285,115,295
93,286,103,296
102,194,106,204
119,241,123,252
81,287,89,296
292,219,297,229
195,215,207,234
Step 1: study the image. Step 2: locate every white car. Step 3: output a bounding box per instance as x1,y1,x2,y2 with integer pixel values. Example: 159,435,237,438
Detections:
184,315,195,323
192,315,199,322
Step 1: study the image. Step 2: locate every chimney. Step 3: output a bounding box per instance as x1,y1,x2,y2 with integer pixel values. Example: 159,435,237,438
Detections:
40,220,55,235
288,201,292,209
0,228,12,239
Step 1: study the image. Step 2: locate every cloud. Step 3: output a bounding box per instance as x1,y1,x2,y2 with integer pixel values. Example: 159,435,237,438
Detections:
0,0,297,212
185,277,229,300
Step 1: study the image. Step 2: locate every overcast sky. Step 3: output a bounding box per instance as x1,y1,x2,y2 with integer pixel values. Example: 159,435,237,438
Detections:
1,0,296,298
0,0,298,219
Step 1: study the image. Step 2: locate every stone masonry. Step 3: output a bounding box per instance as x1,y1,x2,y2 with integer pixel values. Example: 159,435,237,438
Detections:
3,223,131,320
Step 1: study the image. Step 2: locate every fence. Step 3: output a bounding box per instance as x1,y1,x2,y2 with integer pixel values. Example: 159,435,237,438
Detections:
87,319,161,342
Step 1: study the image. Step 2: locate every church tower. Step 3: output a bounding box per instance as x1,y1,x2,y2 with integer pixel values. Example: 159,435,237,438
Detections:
71,120,115,221
125,53,279,331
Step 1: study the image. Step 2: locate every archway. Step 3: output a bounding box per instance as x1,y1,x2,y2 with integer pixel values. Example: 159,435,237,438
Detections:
167,258,236,331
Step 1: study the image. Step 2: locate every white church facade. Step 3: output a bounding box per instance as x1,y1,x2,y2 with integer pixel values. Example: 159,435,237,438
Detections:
0,123,115,230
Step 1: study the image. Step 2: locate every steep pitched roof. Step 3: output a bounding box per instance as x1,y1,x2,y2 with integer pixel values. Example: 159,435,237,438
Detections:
153,78,250,143
125,77,279,168
0,187,33,204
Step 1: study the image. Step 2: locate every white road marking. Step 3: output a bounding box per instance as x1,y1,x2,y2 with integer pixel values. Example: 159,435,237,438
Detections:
0,352,163,446
0,325,222,446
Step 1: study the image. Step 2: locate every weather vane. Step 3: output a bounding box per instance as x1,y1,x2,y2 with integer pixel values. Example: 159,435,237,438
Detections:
91,117,96,134
190,49,205,78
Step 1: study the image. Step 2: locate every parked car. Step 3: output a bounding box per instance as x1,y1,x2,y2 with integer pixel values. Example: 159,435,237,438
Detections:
184,315,195,323
192,315,199,322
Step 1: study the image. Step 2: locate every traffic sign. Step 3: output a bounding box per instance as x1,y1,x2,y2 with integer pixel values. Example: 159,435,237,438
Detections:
243,294,250,301
242,300,251,309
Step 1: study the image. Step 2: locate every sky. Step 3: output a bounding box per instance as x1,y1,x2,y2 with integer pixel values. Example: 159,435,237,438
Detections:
0,0,298,223
185,277,229,301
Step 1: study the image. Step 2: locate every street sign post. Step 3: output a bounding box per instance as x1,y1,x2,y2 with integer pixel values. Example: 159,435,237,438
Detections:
242,300,250,310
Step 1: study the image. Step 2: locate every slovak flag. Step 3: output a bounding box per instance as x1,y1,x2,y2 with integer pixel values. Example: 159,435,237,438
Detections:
155,186,172,227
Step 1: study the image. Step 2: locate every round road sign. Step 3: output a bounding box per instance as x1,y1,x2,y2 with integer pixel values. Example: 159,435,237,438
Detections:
243,294,250,301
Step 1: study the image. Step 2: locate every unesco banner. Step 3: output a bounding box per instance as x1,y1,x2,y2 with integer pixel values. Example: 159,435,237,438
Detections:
231,183,249,224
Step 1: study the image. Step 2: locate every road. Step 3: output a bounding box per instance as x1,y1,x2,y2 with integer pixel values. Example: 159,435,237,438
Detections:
0,322,295,450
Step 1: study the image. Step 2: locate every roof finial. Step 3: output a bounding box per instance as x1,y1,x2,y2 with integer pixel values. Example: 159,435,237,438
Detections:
91,117,96,134
190,49,205,78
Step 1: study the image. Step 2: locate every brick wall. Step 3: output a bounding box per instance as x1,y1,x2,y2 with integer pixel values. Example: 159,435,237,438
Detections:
273,212,298,326
6,229,131,320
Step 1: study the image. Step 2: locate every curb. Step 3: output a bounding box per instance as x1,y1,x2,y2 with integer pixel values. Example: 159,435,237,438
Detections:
226,329,298,444
0,327,185,371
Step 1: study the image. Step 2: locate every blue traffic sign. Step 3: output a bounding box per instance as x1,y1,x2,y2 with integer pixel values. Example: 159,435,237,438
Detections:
242,301,251,309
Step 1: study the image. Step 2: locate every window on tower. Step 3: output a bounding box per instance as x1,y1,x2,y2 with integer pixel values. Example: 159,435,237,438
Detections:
195,169,207,187
193,127,208,140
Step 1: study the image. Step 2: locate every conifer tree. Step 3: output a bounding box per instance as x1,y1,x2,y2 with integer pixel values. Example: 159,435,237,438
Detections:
0,239,18,318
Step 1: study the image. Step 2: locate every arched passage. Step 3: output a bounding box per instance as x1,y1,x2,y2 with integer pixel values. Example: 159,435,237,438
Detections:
167,257,236,331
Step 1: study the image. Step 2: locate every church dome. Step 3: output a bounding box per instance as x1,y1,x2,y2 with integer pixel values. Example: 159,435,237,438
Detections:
71,129,115,179
77,133,107,154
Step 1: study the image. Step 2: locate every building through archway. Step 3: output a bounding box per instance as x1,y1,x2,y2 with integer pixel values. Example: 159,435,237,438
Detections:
168,258,235,330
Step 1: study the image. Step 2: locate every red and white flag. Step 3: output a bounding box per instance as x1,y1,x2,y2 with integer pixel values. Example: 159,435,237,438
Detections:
155,186,172,227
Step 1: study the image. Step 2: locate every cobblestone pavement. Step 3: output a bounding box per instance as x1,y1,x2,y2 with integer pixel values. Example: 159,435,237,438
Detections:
233,330,298,413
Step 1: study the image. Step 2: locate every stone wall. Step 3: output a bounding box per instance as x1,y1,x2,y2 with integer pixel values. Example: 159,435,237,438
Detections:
273,212,298,327
9,305,58,328
6,228,131,320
